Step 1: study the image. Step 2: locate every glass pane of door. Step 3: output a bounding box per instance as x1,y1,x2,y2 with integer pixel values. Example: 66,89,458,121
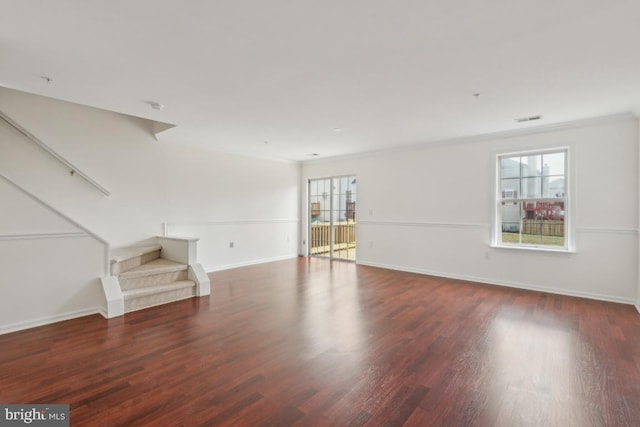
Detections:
332,176,356,260
309,176,356,260
309,178,332,258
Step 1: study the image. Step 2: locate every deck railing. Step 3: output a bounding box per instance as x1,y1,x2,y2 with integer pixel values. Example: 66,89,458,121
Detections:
310,221,356,254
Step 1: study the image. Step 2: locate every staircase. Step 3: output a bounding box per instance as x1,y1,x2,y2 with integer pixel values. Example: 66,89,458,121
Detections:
113,244,197,312
101,237,210,318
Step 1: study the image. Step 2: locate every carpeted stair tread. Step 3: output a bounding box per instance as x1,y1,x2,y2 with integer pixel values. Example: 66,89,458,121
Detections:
118,258,188,279
110,244,162,264
123,280,195,299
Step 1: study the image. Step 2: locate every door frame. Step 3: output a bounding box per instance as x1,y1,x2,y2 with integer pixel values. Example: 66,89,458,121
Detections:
307,175,356,261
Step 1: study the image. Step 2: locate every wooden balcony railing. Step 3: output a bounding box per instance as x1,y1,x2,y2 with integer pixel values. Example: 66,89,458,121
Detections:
310,222,356,255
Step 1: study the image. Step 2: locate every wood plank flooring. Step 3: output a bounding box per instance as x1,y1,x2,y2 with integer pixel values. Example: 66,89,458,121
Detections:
1,257,639,426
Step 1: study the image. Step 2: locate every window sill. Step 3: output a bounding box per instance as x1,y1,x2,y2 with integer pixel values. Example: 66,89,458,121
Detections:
491,244,575,254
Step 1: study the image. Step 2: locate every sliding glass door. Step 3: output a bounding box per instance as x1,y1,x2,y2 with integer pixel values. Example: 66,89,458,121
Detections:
309,176,357,261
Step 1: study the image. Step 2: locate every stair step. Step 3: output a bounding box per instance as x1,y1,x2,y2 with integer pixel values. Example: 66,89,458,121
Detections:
123,280,195,299
110,244,162,275
118,258,187,279
111,244,162,264
120,269,188,291
123,280,196,313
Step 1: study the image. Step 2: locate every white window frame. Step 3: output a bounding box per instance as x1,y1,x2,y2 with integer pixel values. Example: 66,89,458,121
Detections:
492,147,573,252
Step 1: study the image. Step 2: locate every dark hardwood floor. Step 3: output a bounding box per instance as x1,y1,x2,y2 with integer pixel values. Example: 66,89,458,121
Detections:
1,257,640,426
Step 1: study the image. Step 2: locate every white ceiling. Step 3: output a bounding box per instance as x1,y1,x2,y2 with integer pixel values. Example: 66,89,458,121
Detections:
1,0,639,162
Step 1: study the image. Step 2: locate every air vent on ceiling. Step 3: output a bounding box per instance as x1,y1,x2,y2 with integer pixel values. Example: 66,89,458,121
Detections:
515,115,542,123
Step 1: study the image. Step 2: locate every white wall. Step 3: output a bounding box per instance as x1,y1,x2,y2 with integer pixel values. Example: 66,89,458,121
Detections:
0,87,167,246
163,146,300,271
302,115,639,304
0,177,106,334
0,87,300,332
0,87,300,261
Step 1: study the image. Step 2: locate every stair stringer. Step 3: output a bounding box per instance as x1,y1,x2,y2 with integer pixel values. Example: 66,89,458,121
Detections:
101,276,124,318
188,263,211,296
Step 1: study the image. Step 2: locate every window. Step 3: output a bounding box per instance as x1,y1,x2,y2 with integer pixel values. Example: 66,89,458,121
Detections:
494,148,570,251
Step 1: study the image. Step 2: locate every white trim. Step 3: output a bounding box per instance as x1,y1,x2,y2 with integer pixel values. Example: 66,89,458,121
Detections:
358,261,636,306
357,220,634,235
205,253,299,273
0,109,111,196
165,219,299,228
100,276,124,318
576,227,638,235
0,231,88,241
635,304,640,315
157,235,200,242
306,173,357,181
0,307,101,336
358,220,488,230
189,264,211,297
0,172,110,276
490,244,575,254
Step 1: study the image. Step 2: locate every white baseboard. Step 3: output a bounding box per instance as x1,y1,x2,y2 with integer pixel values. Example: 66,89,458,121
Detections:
205,253,299,273
357,261,636,306
0,307,101,335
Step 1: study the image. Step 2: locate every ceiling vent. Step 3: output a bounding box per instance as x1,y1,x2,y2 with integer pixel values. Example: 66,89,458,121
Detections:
515,115,542,123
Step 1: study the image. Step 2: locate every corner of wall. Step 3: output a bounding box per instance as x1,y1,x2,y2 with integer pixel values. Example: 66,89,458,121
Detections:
637,115,640,312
